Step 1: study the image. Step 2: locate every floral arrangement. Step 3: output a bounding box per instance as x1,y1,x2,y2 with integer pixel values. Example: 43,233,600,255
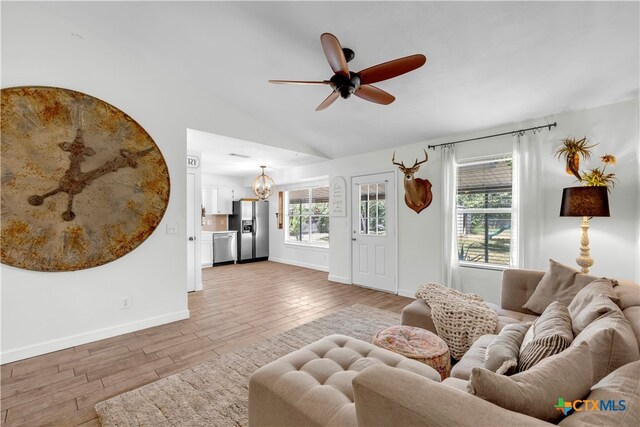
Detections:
555,137,617,190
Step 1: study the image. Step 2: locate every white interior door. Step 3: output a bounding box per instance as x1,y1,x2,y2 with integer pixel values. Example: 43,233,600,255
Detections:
186,173,196,292
351,172,396,292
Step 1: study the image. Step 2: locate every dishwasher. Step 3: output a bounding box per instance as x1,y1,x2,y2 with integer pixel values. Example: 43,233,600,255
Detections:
213,232,237,265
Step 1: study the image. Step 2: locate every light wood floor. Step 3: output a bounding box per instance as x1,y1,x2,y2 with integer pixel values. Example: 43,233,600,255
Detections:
0,261,412,426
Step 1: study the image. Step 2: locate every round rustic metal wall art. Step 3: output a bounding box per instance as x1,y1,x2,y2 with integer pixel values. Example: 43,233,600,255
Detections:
1,86,170,271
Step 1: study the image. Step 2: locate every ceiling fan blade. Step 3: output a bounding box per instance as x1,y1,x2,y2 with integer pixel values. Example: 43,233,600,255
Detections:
358,54,427,85
315,91,339,111
269,80,330,85
354,85,396,105
320,33,349,77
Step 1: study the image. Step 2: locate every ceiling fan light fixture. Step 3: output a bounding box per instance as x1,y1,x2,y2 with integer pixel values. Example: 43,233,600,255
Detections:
252,166,275,200
269,32,426,111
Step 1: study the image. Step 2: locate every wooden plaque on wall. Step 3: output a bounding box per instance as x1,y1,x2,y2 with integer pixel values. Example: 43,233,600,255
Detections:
1,86,170,272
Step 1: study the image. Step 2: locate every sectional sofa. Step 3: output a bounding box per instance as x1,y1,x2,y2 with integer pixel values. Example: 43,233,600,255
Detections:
249,267,640,426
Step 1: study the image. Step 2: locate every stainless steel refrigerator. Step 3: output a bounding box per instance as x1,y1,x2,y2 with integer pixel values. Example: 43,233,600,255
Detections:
229,200,269,263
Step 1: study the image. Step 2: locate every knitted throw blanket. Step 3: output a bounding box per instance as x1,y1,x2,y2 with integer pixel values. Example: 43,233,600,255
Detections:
415,283,498,359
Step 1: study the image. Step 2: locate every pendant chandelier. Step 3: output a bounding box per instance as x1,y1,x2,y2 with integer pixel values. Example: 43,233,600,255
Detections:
252,166,275,200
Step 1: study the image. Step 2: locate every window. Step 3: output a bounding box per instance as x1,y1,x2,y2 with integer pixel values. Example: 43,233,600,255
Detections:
358,183,386,236
285,186,330,247
456,157,513,267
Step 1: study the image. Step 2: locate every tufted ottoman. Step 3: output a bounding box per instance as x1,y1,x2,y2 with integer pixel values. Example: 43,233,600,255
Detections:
372,325,451,380
248,334,440,427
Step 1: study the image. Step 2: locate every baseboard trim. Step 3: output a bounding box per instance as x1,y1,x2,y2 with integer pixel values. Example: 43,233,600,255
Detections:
1,310,190,364
398,289,416,298
269,257,328,272
328,275,350,284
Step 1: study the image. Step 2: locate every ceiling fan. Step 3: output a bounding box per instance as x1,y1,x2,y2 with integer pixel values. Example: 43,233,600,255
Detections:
269,33,427,111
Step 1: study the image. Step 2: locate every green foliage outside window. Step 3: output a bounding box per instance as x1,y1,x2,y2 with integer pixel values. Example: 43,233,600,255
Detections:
286,187,329,246
456,158,513,266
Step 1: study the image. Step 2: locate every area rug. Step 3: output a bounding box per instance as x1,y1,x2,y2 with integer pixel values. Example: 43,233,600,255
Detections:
95,304,400,426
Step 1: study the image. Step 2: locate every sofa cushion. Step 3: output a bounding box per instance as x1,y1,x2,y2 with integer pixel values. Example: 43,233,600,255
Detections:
522,259,581,314
451,334,495,380
401,299,437,334
441,377,469,392
518,301,573,372
468,342,593,423
568,278,620,314
624,306,640,354
571,293,618,336
484,323,530,375
559,360,640,426
571,299,640,383
614,279,640,310
248,334,440,427
486,302,539,333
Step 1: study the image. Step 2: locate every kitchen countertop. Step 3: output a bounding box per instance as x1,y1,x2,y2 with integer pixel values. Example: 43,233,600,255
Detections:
210,230,237,234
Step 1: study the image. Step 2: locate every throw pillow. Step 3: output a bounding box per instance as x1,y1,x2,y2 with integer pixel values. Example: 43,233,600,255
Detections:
558,360,640,426
484,323,530,375
523,259,580,314
570,293,618,336
468,342,593,423
568,278,620,318
518,300,573,372
571,298,640,383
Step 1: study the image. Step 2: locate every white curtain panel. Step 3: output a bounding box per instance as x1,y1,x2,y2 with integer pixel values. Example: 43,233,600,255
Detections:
441,145,461,290
512,133,543,269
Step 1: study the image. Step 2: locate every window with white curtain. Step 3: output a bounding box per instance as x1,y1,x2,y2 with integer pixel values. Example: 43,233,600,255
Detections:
456,156,514,267
285,186,330,247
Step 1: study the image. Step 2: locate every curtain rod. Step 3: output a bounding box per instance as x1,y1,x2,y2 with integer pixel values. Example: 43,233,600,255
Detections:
427,122,558,150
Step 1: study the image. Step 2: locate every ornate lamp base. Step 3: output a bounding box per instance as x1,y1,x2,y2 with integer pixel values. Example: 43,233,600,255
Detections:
575,216,594,274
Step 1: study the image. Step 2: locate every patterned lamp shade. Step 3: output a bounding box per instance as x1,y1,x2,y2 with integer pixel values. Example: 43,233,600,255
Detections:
252,166,275,200
560,186,610,217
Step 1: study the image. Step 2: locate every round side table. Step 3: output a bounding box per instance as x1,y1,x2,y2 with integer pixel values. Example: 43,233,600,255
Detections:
373,325,451,380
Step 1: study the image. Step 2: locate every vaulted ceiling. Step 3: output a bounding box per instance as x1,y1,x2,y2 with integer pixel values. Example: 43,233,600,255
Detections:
4,1,639,160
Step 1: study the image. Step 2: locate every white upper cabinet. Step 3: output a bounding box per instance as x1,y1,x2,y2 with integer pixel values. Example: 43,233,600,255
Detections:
202,188,218,215
217,187,234,214
202,186,247,215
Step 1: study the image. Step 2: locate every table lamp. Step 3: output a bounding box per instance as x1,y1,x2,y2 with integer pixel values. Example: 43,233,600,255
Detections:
559,186,610,274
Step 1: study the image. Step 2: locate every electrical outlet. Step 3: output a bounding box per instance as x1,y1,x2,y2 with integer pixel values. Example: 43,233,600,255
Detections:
121,296,132,310
166,224,178,234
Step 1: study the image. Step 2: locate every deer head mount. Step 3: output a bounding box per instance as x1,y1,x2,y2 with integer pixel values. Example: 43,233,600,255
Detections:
392,149,433,213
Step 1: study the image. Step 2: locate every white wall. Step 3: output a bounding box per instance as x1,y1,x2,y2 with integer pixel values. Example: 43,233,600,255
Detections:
0,3,301,363
271,99,640,303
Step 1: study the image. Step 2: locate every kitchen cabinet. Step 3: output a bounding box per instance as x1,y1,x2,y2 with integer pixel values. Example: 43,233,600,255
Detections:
202,186,247,215
201,188,217,216
216,187,234,214
201,232,213,267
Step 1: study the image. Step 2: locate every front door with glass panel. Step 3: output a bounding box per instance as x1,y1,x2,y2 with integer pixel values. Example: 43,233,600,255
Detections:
351,172,396,292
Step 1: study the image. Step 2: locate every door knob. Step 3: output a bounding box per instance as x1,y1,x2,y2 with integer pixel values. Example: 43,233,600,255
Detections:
188,236,195,241
352,238,356,241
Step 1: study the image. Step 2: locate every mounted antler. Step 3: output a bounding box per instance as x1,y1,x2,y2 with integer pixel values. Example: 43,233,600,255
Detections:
393,149,428,173
411,149,429,169
391,151,406,169
391,149,432,214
